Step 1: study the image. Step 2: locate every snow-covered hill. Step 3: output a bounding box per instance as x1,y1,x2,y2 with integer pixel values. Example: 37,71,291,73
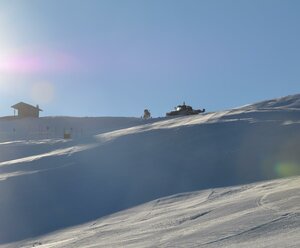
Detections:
0,116,150,141
3,176,299,248
0,94,300,246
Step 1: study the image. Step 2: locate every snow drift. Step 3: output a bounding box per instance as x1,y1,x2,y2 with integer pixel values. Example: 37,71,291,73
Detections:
0,94,300,245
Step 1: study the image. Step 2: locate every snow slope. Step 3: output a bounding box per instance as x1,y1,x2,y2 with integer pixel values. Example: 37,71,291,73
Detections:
0,116,150,141
3,176,299,248
0,94,300,246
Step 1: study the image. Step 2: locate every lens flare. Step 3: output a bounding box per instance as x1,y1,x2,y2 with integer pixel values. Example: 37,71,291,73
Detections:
31,82,55,104
0,51,78,75
275,162,300,177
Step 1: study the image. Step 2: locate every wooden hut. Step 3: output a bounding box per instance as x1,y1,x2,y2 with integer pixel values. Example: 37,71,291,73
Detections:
11,102,42,118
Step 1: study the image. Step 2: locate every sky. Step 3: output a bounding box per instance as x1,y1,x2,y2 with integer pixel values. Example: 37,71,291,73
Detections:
0,0,300,117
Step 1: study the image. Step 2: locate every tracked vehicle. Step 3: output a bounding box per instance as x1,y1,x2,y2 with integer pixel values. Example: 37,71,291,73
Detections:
166,102,205,116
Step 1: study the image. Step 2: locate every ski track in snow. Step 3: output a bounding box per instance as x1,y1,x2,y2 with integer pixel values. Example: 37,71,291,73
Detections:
3,177,298,248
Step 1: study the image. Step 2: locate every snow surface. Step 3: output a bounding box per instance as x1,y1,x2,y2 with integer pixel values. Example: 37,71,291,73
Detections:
0,94,300,246
3,176,300,248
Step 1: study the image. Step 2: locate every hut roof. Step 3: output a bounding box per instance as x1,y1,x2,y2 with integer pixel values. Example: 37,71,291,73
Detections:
11,102,43,111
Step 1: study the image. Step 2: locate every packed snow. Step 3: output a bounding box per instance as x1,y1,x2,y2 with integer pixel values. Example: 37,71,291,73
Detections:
3,176,299,248
0,94,300,247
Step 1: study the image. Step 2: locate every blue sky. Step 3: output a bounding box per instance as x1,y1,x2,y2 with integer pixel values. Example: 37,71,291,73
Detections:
0,0,299,117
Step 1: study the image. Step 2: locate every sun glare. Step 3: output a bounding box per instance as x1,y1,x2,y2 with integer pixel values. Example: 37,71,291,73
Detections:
31,82,55,104
0,81,11,93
